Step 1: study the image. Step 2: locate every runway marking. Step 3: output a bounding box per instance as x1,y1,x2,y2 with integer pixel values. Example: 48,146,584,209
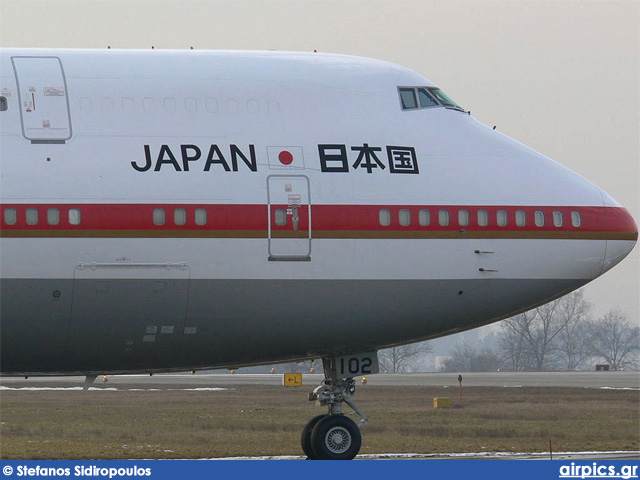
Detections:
213,451,640,460
599,387,640,391
0,386,228,392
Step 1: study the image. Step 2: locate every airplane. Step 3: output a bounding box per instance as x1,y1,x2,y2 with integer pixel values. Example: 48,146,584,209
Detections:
0,48,636,460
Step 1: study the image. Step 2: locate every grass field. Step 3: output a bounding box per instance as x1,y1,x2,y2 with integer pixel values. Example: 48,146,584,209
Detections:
1,384,638,459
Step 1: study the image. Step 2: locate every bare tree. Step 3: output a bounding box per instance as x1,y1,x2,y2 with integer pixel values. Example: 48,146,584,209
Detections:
555,290,592,370
499,310,534,371
378,342,431,373
284,358,317,373
588,308,639,371
499,291,590,371
440,341,476,372
440,341,503,372
500,306,560,371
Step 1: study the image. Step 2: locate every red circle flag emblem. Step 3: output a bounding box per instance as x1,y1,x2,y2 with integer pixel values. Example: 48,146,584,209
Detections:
267,146,304,169
278,150,294,165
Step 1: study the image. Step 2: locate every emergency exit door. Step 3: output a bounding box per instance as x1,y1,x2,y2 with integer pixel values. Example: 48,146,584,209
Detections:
267,175,311,261
12,56,72,143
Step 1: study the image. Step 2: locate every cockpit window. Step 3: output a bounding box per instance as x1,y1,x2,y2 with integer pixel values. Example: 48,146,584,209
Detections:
428,88,461,110
399,88,418,109
418,88,439,107
398,86,464,112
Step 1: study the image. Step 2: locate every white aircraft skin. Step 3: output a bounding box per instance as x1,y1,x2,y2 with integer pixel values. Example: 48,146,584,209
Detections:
0,49,636,459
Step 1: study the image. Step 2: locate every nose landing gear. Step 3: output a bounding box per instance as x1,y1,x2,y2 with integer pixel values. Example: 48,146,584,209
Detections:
302,357,370,460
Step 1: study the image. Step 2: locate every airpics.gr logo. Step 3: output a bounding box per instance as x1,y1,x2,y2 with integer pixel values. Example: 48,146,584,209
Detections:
559,462,638,480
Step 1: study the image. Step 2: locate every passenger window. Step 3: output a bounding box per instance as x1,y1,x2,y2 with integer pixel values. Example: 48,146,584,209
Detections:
399,209,411,227
399,88,418,109
47,208,60,225
275,208,287,226
69,208,82,225
477,210,488,227
497,210,508,227
153,208,165,226
419,209,430,226
535,210,545,227
379,209,391,227
26,208,39,225
458,210,469,227
418,88,438,107
174,208,186,226
571,211,582,228
4,208,17,225
515,210,526,227
195,208,207,226
553,211,563,227
438,210,450,227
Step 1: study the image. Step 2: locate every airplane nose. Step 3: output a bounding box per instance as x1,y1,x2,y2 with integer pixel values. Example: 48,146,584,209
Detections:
599,188,638,275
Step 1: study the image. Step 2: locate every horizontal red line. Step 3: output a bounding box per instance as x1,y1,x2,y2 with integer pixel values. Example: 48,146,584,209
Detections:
0,204,637,237
0,229,636,241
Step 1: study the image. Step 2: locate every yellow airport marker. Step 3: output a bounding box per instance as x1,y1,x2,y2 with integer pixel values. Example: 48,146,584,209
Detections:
283,373,303,387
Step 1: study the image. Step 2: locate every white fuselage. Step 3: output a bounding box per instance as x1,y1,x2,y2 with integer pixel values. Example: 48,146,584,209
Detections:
0,49,636,374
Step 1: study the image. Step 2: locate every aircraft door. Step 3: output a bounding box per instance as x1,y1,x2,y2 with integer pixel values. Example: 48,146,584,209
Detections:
11,56,72,143
267,175,312,261
67,263,190,371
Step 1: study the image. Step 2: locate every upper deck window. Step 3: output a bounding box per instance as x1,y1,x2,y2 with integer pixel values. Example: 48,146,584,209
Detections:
399,87,464,112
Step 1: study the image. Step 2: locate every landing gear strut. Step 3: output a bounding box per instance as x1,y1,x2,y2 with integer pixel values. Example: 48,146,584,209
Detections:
301,357,369,460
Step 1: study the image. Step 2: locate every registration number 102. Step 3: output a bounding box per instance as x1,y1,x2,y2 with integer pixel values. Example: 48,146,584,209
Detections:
335,352,379,377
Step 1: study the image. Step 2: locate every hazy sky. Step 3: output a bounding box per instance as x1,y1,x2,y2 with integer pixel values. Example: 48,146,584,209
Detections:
1,0,638,321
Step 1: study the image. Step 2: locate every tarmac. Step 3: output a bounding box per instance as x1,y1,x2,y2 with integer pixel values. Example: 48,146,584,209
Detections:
2,371,637,389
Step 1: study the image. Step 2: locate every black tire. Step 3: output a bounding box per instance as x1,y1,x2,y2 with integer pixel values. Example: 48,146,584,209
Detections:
310,414,362,460
300,414,328,459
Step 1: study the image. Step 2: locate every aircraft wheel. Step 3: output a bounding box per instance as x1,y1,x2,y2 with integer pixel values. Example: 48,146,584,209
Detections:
310,414,361,460
300,414,328,459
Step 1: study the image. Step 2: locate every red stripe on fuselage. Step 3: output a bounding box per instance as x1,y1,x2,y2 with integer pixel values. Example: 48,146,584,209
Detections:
0,203,637,239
